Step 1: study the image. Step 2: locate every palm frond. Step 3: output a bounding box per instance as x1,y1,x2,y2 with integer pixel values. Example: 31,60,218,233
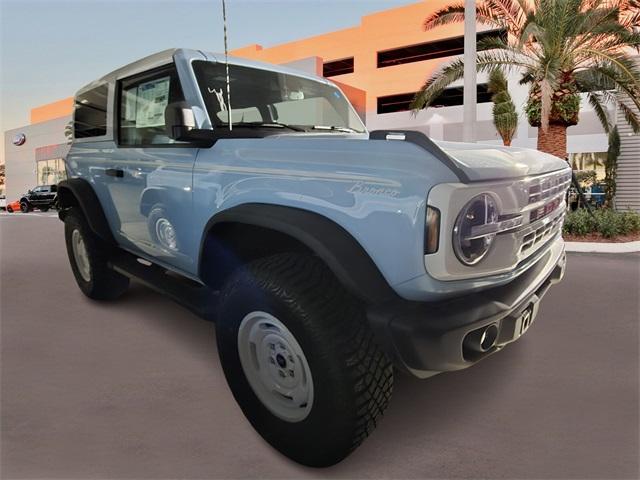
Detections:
423,3,467,30
587,91,613,133
417,0,640,134
411,51,530,111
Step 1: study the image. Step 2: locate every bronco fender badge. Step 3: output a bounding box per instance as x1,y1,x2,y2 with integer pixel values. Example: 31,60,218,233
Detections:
348,182,400,198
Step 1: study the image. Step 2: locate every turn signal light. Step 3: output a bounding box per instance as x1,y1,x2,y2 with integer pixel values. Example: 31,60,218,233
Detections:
425,206,440,254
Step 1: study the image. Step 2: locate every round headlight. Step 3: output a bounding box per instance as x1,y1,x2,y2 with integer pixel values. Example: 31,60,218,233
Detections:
453,193,499,265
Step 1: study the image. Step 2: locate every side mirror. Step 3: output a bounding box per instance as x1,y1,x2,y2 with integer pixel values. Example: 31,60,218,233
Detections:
165,102,215,145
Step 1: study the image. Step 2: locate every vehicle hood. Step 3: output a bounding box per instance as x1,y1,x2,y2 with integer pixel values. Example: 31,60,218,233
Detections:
269,132,569,182
434,140,569,181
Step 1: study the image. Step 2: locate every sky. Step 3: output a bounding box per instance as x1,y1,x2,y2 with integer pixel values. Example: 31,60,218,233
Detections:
0,0,412,162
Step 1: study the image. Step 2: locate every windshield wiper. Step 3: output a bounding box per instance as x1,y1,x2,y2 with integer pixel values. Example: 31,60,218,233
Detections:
225,121,306,132
311,125,358,133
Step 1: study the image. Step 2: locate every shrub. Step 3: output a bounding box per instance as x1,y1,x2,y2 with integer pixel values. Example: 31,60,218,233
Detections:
563,208,640,238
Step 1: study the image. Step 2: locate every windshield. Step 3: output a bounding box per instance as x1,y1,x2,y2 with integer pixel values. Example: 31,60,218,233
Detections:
192,60,366,133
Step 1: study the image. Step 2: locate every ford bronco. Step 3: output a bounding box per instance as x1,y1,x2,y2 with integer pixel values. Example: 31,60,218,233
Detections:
58,48,569,467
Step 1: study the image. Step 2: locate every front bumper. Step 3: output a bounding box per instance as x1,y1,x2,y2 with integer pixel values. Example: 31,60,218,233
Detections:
367,238,566,378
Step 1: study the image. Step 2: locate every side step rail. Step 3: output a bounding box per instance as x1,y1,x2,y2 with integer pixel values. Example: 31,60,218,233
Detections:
108,249,218,321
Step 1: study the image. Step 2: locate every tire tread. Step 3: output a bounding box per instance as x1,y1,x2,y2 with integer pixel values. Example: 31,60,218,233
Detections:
219,253,393,463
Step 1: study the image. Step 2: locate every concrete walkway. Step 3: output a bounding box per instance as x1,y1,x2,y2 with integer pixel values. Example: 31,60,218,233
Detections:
565,240,640,253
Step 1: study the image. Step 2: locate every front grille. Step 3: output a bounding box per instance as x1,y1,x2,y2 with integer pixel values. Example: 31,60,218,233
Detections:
516,168,571,259
529,196,564,222
527,170,571,205
520,210,564,254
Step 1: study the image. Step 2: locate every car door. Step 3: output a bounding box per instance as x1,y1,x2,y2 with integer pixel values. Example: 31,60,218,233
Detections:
29,186,44,205
103,63,200,274
42,185,56,204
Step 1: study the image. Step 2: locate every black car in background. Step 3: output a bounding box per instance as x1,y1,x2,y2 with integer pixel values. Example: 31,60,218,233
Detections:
20,185,58,212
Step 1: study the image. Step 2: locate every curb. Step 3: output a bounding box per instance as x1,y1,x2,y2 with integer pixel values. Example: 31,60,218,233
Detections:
565,240,640,253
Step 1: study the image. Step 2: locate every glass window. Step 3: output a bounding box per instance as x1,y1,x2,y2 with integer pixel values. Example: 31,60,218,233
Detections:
74,85,108,138
119,64,187,146
377,84,491,114
570,152,607,180
192,60,365,133
377,29,507,68
37,158,67,186
323,58,354,77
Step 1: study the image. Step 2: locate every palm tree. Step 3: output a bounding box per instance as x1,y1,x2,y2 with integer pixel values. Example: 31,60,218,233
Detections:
487,68,518,145
411,0,640,158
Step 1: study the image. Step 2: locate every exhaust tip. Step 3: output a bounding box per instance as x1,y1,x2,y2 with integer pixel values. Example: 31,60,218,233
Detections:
464,324,499,355
479,324,498,351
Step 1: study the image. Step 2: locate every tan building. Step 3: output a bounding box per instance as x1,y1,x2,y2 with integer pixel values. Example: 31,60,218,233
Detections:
4,100,71,201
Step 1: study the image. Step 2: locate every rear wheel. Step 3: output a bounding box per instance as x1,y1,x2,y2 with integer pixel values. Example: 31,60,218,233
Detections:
216,253,393,467
64,207,129,300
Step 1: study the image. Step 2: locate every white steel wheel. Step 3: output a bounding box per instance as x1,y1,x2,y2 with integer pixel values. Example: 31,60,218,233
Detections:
71,228,91,282
237,311,314,423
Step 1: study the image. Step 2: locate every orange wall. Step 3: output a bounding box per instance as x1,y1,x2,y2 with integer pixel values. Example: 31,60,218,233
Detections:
30,2,469,123
30,97,73,124
230,0,467,114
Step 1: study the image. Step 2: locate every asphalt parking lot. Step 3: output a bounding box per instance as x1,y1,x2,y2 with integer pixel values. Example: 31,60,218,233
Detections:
1,213,638,479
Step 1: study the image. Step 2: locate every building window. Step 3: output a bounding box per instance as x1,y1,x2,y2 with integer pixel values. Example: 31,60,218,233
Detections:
323,57,354,77
377,84,491,114
36,158,67,185
377,29,507,68
74,84,108,138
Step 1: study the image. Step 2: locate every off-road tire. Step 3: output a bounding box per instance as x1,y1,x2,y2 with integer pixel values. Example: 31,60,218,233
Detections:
216,253,393,467
64,207,129,300
20,202,31,213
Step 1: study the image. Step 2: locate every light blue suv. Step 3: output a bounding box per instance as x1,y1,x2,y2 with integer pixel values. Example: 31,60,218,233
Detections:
58,48,569,467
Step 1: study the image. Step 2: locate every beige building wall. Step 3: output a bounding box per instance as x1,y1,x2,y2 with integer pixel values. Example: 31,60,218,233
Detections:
4,116,70,201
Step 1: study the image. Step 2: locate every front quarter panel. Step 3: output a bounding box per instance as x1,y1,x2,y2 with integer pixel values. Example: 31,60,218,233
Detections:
192,136,459,290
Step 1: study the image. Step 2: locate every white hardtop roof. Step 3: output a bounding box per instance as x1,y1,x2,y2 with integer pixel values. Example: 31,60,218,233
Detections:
76,47,331,96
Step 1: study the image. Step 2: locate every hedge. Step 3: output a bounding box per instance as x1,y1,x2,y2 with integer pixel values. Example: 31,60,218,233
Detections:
563,208,640,238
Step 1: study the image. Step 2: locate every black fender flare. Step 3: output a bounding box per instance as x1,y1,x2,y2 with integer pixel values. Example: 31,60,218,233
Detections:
56,178,116,245
199,203,398,305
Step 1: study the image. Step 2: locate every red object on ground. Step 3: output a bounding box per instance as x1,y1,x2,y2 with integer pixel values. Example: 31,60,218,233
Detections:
6,200,21,213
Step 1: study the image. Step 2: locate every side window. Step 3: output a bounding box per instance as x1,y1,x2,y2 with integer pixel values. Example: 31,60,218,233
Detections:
74,85,108,138
118,64,187,146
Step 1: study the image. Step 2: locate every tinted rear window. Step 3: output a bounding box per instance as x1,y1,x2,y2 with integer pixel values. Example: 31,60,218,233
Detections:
74,85,108,138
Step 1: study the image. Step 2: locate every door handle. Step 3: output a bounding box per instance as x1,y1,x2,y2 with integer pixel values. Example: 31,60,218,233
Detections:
105,168,124,178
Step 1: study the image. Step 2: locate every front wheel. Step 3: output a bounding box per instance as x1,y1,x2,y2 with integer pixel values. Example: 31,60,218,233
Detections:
20,202,31,213
6,206,13,213
64,207,129,300
216,253,393,467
